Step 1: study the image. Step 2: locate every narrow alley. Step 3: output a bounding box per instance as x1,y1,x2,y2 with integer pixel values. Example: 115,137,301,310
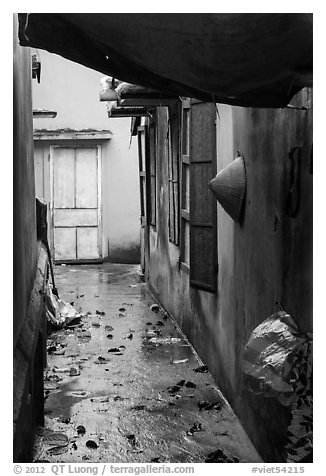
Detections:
35,264,261,463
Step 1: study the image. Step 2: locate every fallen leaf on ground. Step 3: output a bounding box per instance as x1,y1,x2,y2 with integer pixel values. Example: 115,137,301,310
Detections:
205,448,239,463
187,423,203,436
106,334,113,339
76,425,86,436
126,434,137,446
70,366,80,376
171,358,188,364
58,416,71,424
95,356,107,364
105,325,114,332
86,440,98,449
131,405,146,411
168,385,181,394
194,365,208,373
96,310,105,315
198,400,221,411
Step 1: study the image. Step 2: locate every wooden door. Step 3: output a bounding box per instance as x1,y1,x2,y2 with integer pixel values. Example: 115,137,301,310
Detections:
50,145,102,263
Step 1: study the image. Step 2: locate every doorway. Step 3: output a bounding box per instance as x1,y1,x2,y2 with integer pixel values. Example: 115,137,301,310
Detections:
49,145,102,263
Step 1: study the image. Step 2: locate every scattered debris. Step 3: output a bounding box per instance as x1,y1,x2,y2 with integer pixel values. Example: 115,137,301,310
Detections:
194,365,208,373
44,381,59,391
119,307,126,312
149,336,181,344
146,322,152,325
185,381,197,388
150,304,159,312
53,349,65,355
156,321,164,326
129,284,139,288
198,400,221,411
95,356,108,364
187,423,203,436
177,380,186,387
131,405,146,411
126,434,137,446
72,442,78,450
77,330,91,341
151,457,161,462
119,312,126,317
171,358,188,364
45,284,82,328
71,391,87,397
92,322,101,328
69,366,80,377
168,385,181,394
105,325,114,332
96,310,105,316
76,425,86,436
127,333,133,340
58,416,71,424
53,367,70,374
106,334,114,339
205,448,239,463
162,313,168,320
108,347,122,353
114,396,126,401
86,440,98,449
42,431,69,456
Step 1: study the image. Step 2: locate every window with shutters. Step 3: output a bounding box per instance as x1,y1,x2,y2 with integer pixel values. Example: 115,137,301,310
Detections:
180,99,191,271
137,125,149,226
148,118,157,227
189,100,217,293
167,104,180,245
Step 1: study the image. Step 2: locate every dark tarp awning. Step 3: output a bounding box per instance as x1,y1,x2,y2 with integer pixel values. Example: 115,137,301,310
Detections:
18,13,312,108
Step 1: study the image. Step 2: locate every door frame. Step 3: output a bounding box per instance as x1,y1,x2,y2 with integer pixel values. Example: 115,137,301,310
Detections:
49,143,103,263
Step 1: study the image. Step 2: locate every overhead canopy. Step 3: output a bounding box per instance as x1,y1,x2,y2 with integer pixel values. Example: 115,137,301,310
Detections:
18,13,312,108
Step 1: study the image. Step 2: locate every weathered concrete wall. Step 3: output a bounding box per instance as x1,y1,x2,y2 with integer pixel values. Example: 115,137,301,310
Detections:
33,51,140,263
145,94,312,462
13,15,48,461
13,14,38,345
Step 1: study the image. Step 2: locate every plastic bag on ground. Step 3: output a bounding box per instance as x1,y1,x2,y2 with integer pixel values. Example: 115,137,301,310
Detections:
45,283,81,328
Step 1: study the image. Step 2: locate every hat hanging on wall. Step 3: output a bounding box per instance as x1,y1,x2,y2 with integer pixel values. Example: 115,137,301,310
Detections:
209,154,246,222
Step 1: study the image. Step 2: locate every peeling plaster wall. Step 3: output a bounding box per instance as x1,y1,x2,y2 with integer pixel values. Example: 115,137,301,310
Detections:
145,94,312,462
33,51,140,263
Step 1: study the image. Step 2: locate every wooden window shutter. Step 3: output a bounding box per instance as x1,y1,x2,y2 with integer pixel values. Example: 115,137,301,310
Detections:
189,100,217,293
137,125,150,226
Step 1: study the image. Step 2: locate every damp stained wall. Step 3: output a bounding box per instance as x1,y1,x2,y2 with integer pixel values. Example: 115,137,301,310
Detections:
13,15,38,344
144,93,312,462
32,51,140,263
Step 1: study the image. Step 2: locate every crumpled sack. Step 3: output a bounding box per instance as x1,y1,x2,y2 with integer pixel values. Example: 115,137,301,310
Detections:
242,311,308,405
45,283,81,328
242,310,312,462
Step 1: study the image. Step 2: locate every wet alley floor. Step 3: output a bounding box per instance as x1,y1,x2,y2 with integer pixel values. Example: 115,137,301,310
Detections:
34,263,262,463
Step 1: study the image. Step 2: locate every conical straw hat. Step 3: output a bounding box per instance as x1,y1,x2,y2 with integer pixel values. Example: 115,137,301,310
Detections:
209,156,246,222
